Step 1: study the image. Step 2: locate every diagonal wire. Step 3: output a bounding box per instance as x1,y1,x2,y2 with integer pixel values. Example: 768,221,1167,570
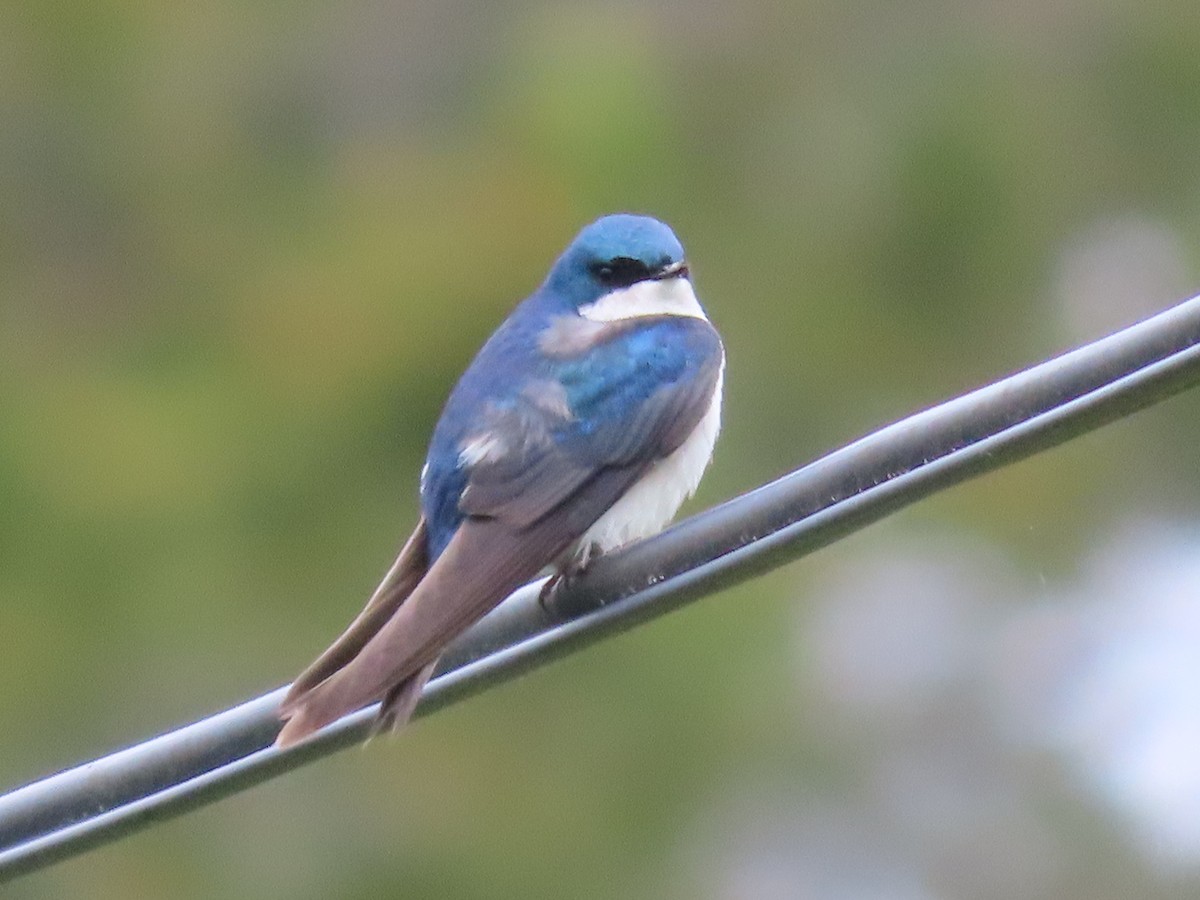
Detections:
3,293,1200,882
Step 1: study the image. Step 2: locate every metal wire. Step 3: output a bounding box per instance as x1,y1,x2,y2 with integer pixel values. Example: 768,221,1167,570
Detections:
4,293,1200,882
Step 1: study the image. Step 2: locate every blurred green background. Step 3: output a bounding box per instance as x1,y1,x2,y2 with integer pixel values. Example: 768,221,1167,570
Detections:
5,1,1200,898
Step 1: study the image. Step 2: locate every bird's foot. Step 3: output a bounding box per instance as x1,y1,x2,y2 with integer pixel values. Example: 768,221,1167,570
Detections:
538,544,598,613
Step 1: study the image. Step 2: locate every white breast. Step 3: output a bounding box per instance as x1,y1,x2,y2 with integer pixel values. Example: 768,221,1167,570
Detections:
577,364,724,557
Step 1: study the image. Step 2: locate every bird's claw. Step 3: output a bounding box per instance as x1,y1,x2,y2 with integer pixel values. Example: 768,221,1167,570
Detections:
538,545,598,613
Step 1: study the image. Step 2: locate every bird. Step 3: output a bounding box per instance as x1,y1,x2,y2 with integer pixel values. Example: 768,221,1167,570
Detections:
275,213,725,748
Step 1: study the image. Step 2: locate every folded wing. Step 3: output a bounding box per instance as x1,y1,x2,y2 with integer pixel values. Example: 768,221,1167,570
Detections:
275,316,723,747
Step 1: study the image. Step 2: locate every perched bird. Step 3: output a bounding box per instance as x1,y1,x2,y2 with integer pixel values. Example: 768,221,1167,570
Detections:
275,214,724,747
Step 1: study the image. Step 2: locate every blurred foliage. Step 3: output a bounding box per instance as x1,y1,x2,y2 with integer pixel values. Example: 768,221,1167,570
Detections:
4,1,1200,898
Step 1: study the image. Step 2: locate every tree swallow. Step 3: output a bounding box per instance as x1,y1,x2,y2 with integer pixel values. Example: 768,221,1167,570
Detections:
276,213,724,747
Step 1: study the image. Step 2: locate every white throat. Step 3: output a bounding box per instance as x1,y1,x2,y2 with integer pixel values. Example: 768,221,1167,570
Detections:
578,276,708,323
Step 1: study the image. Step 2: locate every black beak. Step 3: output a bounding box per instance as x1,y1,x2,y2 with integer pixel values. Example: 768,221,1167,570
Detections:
651,260,689,280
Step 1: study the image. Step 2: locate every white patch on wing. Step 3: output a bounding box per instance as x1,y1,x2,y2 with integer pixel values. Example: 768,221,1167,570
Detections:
578,276,708,323
458,432,506,467
521,379,574,420
577,363,724,555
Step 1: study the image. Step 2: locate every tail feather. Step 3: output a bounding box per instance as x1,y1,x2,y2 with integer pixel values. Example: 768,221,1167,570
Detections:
282,519,429,710
375,657,440,736
275,698,331,748
275,656,438,749
277,519,429,747
275,513,569,747
276,466,645,749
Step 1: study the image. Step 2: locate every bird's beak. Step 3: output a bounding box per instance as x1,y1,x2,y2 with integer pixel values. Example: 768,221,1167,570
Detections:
651,260,690,280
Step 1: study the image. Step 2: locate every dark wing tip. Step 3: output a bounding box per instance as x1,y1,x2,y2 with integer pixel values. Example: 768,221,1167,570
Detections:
274,660,367,748
275,702,322,749
275,657,440,749
274,671,352,748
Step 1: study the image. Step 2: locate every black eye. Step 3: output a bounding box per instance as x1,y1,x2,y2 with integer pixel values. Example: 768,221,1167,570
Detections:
590,256,651,287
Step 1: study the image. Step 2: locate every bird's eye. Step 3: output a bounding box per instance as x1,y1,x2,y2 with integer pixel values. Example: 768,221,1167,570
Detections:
591,256,650,287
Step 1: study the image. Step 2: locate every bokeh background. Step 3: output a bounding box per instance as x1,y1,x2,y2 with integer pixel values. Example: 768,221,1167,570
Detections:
4,1,1200,898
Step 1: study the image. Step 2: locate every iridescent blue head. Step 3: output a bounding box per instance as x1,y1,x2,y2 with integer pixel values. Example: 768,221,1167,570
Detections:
543,214,689,308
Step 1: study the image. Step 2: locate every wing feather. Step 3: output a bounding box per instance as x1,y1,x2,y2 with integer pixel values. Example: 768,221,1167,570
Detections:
281,518,429,707
276,468,640,746
461,316,723,527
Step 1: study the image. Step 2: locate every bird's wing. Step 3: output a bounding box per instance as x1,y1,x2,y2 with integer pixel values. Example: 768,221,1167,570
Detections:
276,316,723,746
459,315,724,528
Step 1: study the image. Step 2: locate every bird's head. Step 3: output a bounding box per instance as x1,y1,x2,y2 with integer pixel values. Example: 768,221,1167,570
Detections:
543,214,699,320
